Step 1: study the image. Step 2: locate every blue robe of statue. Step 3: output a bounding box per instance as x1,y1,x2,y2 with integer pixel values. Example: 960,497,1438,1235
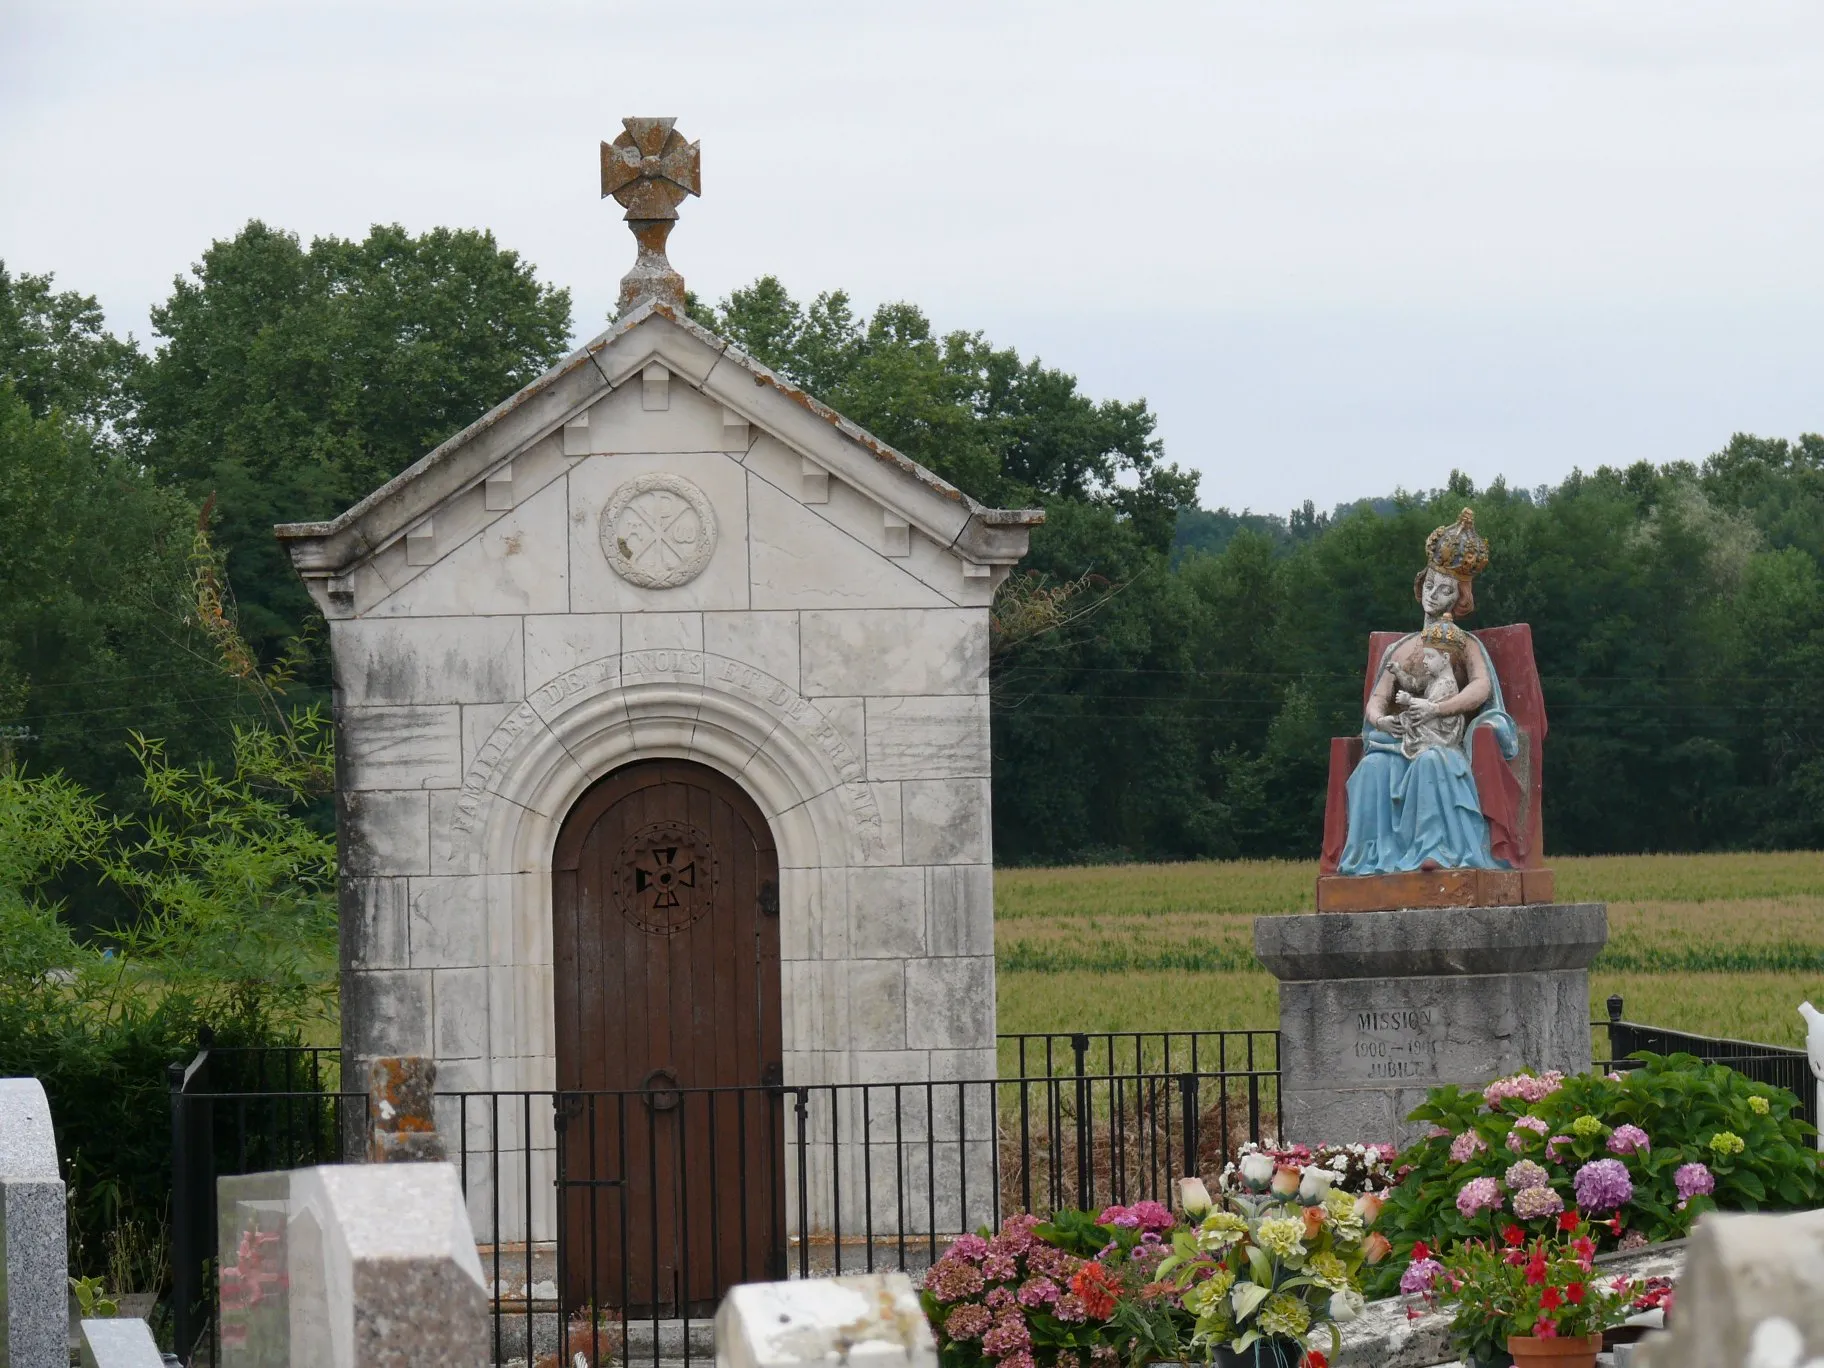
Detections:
1337,635,1512,875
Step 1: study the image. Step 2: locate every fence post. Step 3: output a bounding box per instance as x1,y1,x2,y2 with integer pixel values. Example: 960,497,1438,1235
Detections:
168,1040,216,1366
1070,1034,1090,1208
1177,1074,1199,1180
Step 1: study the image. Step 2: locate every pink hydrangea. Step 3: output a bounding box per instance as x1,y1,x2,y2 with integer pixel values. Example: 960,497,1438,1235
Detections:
999,1353,1037,1368
1054,1293,1088,1324
1483,1071,1567,1106
1546,1135,1575,1162
1400,1257,1444,1294
1607,1124,1651,1156
944,1304,992,1340
1449,1130,1489,1163
1098,1199,1174,1233
981,1315,1032,1356
949,1234,989,1262
925,1258,985,1302
1456,1176,1503,1218
985,1287,1015,1310
1016,1276,1059,1308
1506,1115,1549,1151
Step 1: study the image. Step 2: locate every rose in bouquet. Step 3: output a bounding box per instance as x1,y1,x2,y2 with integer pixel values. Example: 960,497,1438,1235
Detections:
1158,1159,1385,1365
1418,1215,1635,1367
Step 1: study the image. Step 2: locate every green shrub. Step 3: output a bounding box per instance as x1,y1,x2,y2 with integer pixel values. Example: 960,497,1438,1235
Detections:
1364,1053,1823,1298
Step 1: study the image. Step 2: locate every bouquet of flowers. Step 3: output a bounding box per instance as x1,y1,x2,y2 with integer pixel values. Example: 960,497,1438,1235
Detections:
1156,1168,1385,1366
1216,1142,1400,1199
1410,1214,1636,1367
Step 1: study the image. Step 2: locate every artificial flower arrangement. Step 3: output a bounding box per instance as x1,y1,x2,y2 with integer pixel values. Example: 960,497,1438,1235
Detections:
1363,1052,1821,1297
1216,1141,1400,1198
1155,1161,1385,1367
1402,1214,1636,1368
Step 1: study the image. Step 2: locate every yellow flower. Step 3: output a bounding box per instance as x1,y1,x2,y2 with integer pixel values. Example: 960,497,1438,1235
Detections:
1749,1095,1771,1116
1708,1131,1746,1156
1182,1266,1236,1316
1307,1250,1351,1291
1254,1217,1308,1262
1197,1211,1250,1251
1324,1189,1364,1241
1256,1292,1312,1340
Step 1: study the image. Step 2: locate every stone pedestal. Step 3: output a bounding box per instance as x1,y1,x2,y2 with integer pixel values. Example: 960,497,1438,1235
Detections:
1254,903,1607,1147
0,1077,66,1368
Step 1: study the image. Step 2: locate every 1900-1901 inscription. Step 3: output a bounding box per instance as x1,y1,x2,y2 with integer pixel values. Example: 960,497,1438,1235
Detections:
1345,1005,1445,1081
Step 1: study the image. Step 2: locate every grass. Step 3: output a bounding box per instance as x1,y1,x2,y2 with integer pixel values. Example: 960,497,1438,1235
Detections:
994,851,1824,1049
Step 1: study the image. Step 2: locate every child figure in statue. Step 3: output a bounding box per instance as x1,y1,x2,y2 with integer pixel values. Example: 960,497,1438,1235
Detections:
1390,628,1468,761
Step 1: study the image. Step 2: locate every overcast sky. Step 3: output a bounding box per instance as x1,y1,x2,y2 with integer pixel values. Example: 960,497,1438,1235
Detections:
4,0,1823,515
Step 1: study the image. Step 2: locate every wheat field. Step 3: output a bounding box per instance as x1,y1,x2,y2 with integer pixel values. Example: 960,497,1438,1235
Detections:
994,851,1824,1048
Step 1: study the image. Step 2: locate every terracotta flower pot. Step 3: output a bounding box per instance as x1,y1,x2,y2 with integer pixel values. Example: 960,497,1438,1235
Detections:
1505,1333,1603,1368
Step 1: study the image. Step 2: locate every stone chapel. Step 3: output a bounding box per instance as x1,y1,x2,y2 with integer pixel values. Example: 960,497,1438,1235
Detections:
278,120,1039,1118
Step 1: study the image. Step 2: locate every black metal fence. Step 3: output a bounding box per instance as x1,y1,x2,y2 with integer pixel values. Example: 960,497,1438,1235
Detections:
446,1066,1276,1368
1596,993,1816,1129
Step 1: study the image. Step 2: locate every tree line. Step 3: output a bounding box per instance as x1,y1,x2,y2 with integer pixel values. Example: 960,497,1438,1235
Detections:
3,224,1820,886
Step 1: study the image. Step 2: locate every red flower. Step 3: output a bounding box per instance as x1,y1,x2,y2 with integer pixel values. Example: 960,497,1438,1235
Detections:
1571,1237,1596,1271
1302,1354,1330,1368
1540,1286,1563,1310
1069,1263,1119,1320
1567,1282,1586,1306
1502,1224,1525,1247
1412,1240,1432,1262
1558,1210,1581,1232
1532,1317,1559,1338
1524,1251,1548,1286
1606,1215,1624,1236
1504,1249,1527,1267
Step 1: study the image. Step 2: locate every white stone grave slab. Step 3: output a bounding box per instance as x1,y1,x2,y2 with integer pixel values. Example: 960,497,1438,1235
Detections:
0,1076,67,1368
1634,1209,1824,1368
77,1316,165,1367
218,1162,487,1368
716,1273,936,1368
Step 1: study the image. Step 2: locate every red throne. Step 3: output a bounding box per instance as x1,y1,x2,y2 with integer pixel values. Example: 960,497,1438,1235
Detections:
1316,623,1553,912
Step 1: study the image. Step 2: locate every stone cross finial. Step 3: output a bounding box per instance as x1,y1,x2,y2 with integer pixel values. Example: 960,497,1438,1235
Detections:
602,117,701,317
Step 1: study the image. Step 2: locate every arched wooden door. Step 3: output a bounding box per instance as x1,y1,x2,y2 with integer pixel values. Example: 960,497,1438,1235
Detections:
552,759,784,1316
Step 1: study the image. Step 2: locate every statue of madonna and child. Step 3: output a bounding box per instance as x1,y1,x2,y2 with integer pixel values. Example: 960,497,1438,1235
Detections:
1318,508,1553,908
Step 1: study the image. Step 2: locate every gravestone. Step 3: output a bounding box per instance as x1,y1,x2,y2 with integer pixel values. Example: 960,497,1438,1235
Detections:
218,1163,487,1368
716,1273,936,1368
77,1317,165,1368
1257,510,1607,1145
0,1077,67,1368
1630,1209,1824,1368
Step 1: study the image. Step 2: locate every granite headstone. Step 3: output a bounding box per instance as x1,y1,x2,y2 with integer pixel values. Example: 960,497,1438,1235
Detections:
0,1076,67,1368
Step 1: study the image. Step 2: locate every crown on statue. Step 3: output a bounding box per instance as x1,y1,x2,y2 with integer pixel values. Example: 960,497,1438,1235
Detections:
1425,507,1490,583
1419,618,1470,659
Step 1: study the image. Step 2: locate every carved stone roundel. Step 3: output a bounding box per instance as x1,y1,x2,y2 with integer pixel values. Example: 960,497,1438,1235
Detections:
612,820,718,935
599,473,717,588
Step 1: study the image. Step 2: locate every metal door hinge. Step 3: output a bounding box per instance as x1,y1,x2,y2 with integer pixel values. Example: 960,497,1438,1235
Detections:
758,880,779,917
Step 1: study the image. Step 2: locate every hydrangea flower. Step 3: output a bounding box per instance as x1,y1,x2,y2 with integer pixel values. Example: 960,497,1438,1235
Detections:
944,1304,992,1340
1016,1276,1059,1308
1573,1158,1634,1213
1570,1115,1605,1139
1455,1176,1503,1218
1506,1160,1550,1191
981,1315,1032,1355
1749,1095,1771,1116
924,1258,985,1302
1674,1161,1715,1200
1483,1071,1567,1105
1399,1257,1445,1294
1708,1131,1746,1157
1512,1185,1565,1220
1546,1135,1575,1162
1607,1124,1650,1155
1505,1115,1549,1151
1449,1130,1488,1163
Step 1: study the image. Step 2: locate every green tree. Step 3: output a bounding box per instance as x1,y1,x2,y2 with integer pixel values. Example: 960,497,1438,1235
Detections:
136,221,573,658
0,261,142,431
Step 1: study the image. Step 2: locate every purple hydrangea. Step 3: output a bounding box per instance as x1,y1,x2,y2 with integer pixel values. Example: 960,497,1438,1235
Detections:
1607,1124,1651,1156
1512,1185,1565,1220
1573,1158,1634,1213
1399,1257,1445,1295
981,1315,1032,1356
1674,1162,1715,1201
1455,1176,1503,1219
1505,1160,1550,1191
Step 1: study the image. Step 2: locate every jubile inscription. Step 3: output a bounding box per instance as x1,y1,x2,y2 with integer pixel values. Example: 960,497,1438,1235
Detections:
1341,1004,1446,1082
